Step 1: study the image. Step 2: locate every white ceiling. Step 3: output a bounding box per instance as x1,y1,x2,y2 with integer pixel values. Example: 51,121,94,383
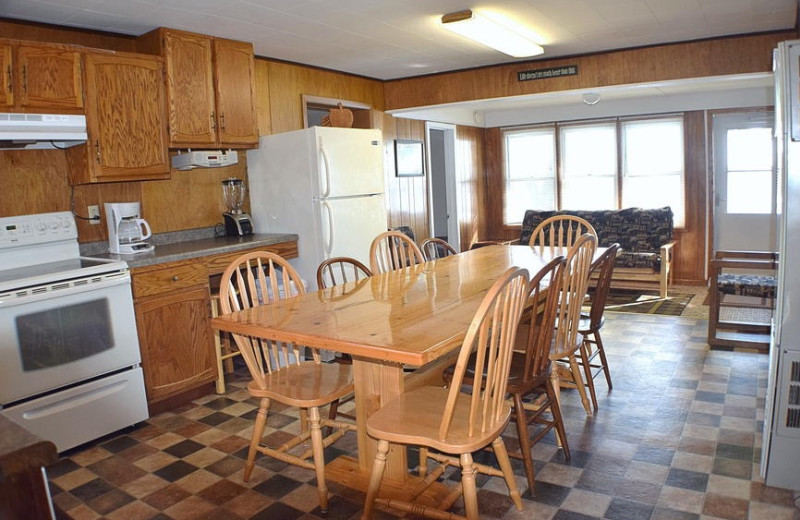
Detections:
1,0,796,81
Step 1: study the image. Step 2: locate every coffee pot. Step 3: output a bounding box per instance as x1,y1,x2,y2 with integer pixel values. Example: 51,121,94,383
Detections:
104,202,154,254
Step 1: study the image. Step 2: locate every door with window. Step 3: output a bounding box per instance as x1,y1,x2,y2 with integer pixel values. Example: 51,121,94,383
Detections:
712,111,776,253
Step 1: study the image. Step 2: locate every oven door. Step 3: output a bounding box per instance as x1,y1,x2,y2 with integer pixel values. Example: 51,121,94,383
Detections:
0,272,141,405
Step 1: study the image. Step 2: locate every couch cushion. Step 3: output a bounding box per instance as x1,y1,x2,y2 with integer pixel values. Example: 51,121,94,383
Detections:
520,207,674,253
616,251,661,271
717,274,776,299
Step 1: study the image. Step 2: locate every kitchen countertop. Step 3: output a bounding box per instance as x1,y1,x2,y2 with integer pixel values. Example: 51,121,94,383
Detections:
82,232,298,269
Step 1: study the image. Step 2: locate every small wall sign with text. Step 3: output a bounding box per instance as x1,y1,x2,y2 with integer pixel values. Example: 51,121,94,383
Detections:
518,65,578,82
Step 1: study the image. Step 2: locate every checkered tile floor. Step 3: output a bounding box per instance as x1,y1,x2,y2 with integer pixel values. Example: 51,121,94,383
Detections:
49,314,800,520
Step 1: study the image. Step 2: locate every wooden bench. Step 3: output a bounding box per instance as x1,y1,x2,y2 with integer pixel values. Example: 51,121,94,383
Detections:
519,208,676,297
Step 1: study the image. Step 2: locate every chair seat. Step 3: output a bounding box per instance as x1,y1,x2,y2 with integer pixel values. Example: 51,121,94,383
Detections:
577,313,604,335
717,273,776,298
366,386,511,454
248,362,354,407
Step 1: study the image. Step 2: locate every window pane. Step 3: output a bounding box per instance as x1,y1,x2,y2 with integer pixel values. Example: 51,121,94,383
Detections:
728,128,772,171
561,124,616,177
623,120,683,176
623,175,683,225
504,179,554,223
727,170,772,214
562,177,616,210
506,132,554,180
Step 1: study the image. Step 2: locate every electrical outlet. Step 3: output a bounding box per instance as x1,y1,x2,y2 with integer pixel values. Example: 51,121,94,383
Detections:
88,205,101,225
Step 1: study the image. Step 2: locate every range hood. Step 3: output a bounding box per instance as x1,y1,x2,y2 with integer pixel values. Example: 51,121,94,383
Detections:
0,113,87,150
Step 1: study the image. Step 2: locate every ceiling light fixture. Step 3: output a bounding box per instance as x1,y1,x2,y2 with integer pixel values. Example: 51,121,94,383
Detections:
441,9,544,58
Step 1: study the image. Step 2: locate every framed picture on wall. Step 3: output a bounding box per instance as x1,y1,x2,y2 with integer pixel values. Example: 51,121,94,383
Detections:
394,139,424,177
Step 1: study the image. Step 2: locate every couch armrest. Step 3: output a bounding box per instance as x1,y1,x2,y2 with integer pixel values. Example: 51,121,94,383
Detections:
658,241,677,298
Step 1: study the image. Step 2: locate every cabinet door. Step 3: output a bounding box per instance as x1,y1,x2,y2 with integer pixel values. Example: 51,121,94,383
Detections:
83,52,169,182
213,38,259,147
0,44,12,109
17,44,83,111
163,31,217,147
135,285,216,403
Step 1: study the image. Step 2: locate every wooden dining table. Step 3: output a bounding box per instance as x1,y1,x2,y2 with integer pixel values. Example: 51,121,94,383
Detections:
211,244,603,502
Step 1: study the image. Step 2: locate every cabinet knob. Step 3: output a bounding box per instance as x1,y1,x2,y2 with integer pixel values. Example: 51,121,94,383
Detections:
6,65,11,94
21,64,27,92
220,113,226,131
94,140,101,163
210,112,216,131
172,276,179,282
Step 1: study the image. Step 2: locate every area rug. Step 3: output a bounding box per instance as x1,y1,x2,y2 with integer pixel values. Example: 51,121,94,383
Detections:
592,288,695,317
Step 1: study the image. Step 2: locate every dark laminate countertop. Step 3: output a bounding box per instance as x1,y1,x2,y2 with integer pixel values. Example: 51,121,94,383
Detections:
82,232,298,269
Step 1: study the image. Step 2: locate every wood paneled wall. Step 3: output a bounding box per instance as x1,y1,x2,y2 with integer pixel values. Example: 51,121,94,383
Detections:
454,125,487,249
380,114,429,239
258,59,384,135
384,32,793,110
481,112,709,284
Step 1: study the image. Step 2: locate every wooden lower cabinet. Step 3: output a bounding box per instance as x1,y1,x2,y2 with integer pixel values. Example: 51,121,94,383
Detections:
134,284,216,405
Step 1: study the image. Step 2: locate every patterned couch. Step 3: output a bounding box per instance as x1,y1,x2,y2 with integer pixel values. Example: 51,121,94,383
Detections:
519,207,676,297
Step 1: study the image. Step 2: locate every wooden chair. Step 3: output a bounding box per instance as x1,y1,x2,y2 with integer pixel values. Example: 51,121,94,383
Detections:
442,256,571,493
420,237,457,261
316,256,372,289
550,233,598,415
577,243,619,404
315,257,372,428
218,251,356,513
707,250,778,351
210,292,242,394
528,215,597,254
369,230,425,273
361,267,530,520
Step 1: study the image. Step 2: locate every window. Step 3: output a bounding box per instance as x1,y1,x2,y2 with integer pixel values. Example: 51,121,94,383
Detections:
503,127,556,224
560,122,617,210
503,115,685,227
621,117,685,226
725,127,773,214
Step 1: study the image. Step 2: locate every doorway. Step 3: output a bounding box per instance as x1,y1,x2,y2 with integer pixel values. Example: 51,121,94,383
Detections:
712,110,777,254
426,122,459,252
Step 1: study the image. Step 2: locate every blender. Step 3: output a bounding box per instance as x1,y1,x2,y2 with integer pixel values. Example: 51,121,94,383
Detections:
222,177,253,236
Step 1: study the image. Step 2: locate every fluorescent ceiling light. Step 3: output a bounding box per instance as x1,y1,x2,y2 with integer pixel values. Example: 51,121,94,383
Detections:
441,10,544,58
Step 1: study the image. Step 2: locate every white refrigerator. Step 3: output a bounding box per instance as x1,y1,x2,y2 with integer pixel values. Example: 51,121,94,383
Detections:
761,40,800,492
246,126,388,287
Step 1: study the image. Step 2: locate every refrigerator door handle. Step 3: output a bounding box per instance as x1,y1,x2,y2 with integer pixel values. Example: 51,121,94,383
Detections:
319,137,332,198
322,200,334,255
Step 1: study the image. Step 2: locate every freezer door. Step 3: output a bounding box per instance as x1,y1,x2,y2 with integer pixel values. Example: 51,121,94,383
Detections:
314,127,384,198
317,194,388,268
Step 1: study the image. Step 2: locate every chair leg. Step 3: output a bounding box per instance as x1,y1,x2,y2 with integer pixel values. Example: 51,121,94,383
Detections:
546,376,570,461
418,447,429,477
460,452,480,520
493,435,523,510
325,399,340,437
579,343,598,411
362,439,390,520
512,392,535,492
299,408,309,434
569,355,592,415
308,406,329,512
594,331,612,390
244,397,270,482
211,296,226,395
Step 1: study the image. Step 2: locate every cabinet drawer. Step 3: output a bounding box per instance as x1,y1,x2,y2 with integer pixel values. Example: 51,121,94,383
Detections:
132,263,208,298
206,242,299,275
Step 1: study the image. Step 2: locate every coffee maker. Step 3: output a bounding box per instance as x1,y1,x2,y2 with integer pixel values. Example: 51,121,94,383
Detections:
222,178,253,236
104,202,154,254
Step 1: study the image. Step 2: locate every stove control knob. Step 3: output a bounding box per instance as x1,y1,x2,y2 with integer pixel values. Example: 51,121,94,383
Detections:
49,221,59,231
36,221,47,233
61,219,71,228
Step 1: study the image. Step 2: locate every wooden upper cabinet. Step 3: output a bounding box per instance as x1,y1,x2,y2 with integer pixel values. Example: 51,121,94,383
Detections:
0,44,12,109
213,38,259,147
138,28,259,149
68,52,169,184
163,31,217,147
16,44,83,111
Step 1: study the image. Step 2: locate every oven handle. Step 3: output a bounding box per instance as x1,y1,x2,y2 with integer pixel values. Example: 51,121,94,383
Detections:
0,272,132,309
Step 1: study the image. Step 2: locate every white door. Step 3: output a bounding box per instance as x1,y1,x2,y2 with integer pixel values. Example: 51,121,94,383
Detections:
712,111,777,253
426,122,460,251
314,127,384,198
317,194,388,270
